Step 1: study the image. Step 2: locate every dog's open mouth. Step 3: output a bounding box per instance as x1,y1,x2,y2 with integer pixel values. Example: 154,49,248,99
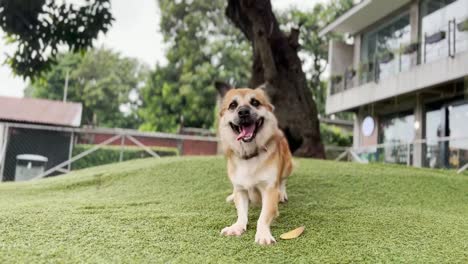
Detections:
230,118,264,142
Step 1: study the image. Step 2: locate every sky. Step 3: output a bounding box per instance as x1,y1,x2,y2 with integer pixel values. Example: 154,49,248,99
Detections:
0,0,324,98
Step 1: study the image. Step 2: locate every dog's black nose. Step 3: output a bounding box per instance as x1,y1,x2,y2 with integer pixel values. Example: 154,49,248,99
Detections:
238,107,250,118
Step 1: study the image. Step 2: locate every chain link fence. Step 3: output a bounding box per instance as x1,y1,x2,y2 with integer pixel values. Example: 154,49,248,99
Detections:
0,121,355,182
0,122,218,182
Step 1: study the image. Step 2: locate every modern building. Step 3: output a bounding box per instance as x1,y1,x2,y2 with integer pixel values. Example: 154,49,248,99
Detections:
320,0,468,169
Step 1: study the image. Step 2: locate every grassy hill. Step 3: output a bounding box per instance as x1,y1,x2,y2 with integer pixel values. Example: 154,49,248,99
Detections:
0,157,467,263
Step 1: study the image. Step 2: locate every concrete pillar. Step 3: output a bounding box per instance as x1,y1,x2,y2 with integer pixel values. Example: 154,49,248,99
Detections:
353,112,361,149
353,34,362,87
329,39,354,82
413,94,425,167
411,1,423,166
327,39,335,98
409,0,420,66
410,1,420,42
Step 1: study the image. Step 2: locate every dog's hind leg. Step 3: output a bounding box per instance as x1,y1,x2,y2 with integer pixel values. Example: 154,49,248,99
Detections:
226,193,234,203
248,187,261,205
279,179,288,203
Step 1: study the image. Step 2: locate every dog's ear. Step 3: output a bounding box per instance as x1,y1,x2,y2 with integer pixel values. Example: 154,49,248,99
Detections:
214,81,233,97
255,82,273,93
255,82,275,111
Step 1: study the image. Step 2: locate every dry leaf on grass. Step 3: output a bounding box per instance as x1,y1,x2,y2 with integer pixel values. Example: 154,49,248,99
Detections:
280,226,305,240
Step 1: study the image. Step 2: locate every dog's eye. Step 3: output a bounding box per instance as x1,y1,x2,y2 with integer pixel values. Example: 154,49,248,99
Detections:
250,98,261,107
228,101,238,110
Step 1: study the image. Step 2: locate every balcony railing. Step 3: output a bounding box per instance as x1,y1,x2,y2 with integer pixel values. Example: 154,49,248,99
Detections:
336,135,468,174
330,16,468,95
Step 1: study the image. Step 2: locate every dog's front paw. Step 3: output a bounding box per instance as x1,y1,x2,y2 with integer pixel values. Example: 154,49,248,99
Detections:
255,228,276,245
221,224,246,236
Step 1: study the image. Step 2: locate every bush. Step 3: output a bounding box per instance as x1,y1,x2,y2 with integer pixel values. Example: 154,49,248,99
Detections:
72,144,178,170
320,124,353,160
320,123,353,147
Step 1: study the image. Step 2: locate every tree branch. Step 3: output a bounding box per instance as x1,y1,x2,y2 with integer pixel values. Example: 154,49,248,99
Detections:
288,28,300,51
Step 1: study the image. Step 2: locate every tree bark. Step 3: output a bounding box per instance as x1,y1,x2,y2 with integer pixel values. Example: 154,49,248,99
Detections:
226,0,325,158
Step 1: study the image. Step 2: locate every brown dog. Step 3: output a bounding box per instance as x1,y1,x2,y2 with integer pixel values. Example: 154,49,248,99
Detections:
215,81,293,245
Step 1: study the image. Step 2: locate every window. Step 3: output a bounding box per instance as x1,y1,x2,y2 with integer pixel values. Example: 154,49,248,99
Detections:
360,13,411,83
379,112,415,164
425,99,468,168
425,107,444,168
420,0,468,62
421,0,456,17
448,103,468,168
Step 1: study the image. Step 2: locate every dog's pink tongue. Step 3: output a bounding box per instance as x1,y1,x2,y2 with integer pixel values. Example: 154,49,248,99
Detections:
236,124,256,141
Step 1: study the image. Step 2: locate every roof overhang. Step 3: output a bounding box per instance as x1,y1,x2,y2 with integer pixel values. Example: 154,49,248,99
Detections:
0,96,82,127
319,0,412,37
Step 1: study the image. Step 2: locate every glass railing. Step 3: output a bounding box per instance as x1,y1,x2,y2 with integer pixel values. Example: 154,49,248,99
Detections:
337,136,468,172
330,16,468,95
353,141,413,166
330,68,357,94
422,16,468,63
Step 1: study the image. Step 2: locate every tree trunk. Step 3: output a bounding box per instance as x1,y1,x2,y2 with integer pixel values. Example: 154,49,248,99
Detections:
226,0,325,158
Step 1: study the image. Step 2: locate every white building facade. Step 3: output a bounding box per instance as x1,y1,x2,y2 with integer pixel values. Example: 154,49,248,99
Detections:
321,0,468,169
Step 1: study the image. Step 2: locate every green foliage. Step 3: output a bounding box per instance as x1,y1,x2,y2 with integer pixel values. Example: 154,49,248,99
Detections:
280,0,353,117
138,0,251,132
0,157,467,262
320,123,353,147
460,18,468,31
71,144,177,170
25,48,148,128
0,0,113,79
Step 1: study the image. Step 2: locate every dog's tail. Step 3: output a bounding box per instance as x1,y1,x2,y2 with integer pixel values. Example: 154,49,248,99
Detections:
225,193,234,203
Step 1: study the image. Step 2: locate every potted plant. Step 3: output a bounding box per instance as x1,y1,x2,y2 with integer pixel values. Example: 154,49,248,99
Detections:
346,67,356,79
343,67,356,89
331,75,343,85
425,31,446,44
330,75,343,94
402,42,419,54
378,50,394,64
457,18,468,32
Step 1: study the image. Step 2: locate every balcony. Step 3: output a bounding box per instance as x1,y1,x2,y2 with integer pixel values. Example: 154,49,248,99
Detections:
327,15,468,114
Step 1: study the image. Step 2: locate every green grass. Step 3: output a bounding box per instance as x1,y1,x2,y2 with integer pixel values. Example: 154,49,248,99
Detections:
0,157,467,263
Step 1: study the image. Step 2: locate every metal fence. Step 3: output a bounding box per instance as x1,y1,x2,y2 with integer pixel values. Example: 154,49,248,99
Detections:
336,135,468,174
0,122,218,182
0,122,352,182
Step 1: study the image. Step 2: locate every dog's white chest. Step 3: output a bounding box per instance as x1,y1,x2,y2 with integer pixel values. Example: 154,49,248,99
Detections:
231,157,277,190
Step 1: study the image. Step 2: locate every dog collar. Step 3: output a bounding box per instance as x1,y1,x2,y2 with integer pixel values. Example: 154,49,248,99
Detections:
241,150,259,160
240,146,268,160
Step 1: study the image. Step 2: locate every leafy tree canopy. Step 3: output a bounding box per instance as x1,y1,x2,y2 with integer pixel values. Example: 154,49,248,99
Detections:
139,0,354,134
25,48,148,128
138,0,251,133
0,0,113,78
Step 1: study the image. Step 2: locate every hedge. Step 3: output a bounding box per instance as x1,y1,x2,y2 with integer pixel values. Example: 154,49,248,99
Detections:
71,144,178,170
320,123,353,147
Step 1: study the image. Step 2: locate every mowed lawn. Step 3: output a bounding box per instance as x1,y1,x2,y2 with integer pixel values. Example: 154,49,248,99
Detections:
0,157,467,263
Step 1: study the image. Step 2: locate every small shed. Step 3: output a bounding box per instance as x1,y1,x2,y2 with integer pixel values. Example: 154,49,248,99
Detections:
0,96,82,181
